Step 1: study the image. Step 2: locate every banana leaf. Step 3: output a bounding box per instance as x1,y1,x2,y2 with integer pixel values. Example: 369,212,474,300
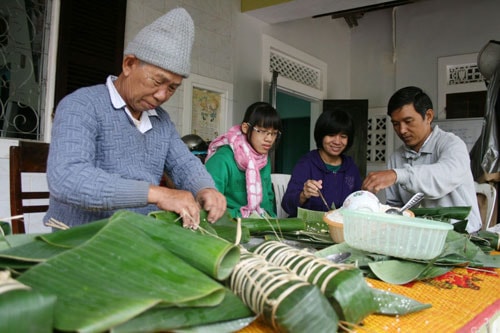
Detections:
472,230,500,251
0,221,10,235
3,211,241,282
411,206,470,233
17,211,227,333
145,211,241,280
370,288,431,315
0,238,68,263
204,211,251,243
149,210,217,233
0,232,40,251
262,232,333,250
240,217,306,233
297,207,329,233
0,289,56,333
172,316,256,333
40,219,109,248
229,250,339,332
0,221,109,273
0,235,69,273
255,208,334,249
411,206,471,220
149,210,250,244
253,241,377,324
111,289,254,333
368,260,451,284
432,230,500,268
316,243,434,315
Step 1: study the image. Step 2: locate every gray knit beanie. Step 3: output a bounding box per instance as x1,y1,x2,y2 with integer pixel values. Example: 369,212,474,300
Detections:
124,8,194,78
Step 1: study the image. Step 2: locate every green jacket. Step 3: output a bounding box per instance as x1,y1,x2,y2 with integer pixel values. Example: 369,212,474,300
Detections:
205,145,276,218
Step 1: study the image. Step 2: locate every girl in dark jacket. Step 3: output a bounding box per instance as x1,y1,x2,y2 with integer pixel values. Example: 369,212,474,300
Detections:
282,109,361,216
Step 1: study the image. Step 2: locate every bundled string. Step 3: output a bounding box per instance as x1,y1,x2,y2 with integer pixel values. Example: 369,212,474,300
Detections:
228,249,339,332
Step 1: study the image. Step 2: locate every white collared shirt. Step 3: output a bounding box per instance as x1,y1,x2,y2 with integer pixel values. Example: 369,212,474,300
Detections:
106,76,158,134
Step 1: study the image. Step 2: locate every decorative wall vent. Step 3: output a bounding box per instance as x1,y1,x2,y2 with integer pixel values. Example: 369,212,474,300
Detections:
367,114,387,162
262,35,327,100
446,63,484,85
269,51,322,90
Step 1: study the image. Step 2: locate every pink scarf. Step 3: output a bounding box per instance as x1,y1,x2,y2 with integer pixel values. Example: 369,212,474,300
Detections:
206,125,268,217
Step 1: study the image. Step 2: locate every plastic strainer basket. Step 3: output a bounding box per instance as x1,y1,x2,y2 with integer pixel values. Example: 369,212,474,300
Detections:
341,209,453,260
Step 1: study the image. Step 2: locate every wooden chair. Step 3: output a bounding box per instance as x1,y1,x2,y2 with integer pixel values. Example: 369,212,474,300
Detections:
9,141,50,234
271,173,291,218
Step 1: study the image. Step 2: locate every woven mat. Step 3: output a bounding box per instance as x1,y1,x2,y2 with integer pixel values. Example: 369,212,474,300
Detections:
361,267,500,332
237,267,500,333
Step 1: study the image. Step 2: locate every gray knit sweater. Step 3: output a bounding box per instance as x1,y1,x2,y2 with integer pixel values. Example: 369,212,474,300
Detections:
44,83,215,227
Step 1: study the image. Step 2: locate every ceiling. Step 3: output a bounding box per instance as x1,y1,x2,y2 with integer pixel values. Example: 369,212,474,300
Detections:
242,0,420,27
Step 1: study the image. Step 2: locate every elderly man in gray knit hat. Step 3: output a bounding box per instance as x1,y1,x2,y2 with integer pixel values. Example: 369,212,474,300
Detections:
44,8,226,229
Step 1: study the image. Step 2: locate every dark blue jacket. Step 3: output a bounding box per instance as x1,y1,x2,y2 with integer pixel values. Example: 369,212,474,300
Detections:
282,150,362,216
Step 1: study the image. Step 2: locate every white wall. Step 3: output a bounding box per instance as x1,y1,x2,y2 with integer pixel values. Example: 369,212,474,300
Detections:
350,0,500,110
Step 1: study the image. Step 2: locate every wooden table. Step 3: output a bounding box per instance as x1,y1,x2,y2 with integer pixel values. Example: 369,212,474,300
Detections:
238,267,500,332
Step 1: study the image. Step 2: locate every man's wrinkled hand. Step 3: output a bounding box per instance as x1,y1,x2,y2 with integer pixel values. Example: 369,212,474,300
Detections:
196,188,227,223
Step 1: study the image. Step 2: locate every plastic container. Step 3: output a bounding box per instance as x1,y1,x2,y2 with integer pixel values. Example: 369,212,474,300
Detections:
341,209,453,260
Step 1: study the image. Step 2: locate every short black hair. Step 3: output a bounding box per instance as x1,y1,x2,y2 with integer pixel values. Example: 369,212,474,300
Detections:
387,86,433,119
243,102,282,140
314,109,355,151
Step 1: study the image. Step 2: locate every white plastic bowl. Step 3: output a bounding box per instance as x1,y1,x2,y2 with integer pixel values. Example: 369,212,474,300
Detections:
342,190,381,212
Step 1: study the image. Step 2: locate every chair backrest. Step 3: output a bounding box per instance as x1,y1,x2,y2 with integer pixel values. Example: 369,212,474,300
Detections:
271,173,291,218
474,181,497,230
9,141,50,234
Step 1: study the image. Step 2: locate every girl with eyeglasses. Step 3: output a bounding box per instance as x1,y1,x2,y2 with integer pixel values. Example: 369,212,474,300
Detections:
205,102,282,218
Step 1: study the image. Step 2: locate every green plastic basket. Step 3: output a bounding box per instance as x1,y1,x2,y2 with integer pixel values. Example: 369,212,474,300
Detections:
341,209,453,260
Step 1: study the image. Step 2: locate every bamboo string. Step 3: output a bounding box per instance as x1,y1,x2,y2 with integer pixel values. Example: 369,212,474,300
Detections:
177,209,199,229
45,218,70,230
229,250,310,331
260,213,284,241
0,271,31,294
254,241,354,293
0,214,24,221
235,217,242,245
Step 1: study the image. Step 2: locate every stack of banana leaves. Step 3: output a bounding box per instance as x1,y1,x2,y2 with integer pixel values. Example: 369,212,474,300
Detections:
0,210,431,332
237,207,334,249
317,206,500,285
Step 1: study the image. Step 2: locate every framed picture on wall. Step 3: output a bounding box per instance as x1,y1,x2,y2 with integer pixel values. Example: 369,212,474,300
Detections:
182,74,233,142
437,53,487,120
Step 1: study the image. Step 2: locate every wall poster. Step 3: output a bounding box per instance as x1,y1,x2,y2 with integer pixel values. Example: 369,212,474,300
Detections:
182,74,233,142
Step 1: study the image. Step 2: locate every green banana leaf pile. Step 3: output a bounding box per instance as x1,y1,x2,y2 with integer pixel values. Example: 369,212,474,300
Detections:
0,210,253,333
238,208,334,249
0,209,435,332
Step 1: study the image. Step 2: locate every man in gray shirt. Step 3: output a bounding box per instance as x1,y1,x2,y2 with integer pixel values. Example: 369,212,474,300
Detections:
362,86,482,233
